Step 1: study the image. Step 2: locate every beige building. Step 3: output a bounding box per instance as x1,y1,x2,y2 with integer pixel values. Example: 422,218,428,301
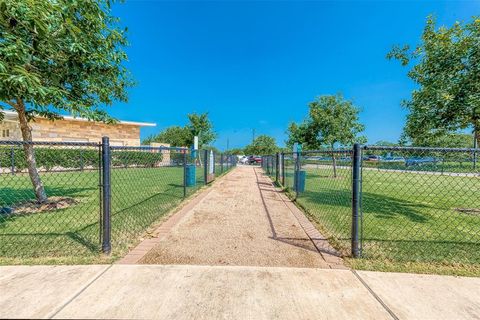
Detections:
0,111,156,146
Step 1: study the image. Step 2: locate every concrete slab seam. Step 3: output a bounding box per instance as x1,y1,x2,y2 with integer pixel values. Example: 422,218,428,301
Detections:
352,270,399,320
47,265,113,319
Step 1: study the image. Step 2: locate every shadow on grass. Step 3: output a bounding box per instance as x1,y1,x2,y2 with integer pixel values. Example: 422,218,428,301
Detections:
1,185,186,257
362,238,480,263
299,189,429,223
0,186,97,206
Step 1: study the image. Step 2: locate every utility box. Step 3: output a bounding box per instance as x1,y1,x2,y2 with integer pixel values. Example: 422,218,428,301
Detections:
294,170,306,193
186,164,196,187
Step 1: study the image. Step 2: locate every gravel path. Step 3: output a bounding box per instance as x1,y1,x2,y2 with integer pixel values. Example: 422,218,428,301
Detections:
140,166,333,268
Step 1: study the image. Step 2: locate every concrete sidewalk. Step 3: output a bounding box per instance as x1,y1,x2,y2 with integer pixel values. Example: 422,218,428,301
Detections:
1,264,480,319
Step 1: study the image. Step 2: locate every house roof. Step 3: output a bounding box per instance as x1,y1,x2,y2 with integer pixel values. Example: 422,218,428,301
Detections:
1,110,156,127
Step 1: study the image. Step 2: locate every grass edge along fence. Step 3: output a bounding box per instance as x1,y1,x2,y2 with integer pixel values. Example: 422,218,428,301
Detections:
0,138,236,262
263,144,480,267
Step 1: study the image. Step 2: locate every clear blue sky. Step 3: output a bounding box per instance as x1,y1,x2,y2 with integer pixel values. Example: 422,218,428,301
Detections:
109,0,479,150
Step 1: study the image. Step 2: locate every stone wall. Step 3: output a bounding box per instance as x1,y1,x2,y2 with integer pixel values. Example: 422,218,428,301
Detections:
0,118,141,146
150,142,172,163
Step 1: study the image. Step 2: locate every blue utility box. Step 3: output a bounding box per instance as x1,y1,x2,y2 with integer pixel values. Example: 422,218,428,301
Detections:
186,164,196,187
294,170,306,193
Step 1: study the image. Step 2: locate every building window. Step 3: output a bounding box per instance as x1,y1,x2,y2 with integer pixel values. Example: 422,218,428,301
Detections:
2,129,9,138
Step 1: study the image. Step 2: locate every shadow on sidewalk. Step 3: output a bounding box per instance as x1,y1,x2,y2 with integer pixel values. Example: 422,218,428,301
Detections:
253,168,326,255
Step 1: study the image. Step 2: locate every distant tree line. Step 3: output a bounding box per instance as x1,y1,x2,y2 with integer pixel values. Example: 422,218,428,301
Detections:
143,112,217,149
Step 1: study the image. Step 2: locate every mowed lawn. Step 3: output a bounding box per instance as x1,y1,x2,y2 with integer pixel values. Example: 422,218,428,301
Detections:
289,166,480,265
0,166,206,263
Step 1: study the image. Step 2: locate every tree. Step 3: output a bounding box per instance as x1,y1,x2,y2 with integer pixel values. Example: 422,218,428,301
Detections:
406,132,474,148
387,16,480,147
0,0,132,202
285,121,321,150
187,112,217,148
309,94,365,177
227,148,244,155
374,140,398,146
244,135,279,155
142,126,191,147
286,94,365,177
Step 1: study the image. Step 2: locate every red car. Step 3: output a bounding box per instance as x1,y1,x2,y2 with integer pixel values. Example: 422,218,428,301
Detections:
248,155,262,164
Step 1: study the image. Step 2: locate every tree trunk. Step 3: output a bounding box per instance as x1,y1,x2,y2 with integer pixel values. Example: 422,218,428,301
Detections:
474,126,479,171
331,150,337,178
14,99,48,203
475,126,480,149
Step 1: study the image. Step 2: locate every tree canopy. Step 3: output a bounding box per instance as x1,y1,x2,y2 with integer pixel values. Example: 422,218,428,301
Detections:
286,94,365,150
244,135,279,155
402,132,475,149
0,0,132,122
186,112,216,148
142,126,191,147
0,0,132,202
387,16,480,146
227,148,244,155
144,112,216,148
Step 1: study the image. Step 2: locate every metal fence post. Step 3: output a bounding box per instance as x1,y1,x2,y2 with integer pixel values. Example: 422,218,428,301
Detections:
294,151,300,199
221,154,224,173
101,136,112,254
183,150,187,198
351,143,362,258
281,153,285,186
275,153,280,183
204,149,208,185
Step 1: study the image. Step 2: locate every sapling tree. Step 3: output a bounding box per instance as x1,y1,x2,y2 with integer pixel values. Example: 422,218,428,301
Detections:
287,94,365,177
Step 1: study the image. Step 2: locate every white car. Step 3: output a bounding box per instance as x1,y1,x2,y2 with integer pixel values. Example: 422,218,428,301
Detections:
239,156,249,165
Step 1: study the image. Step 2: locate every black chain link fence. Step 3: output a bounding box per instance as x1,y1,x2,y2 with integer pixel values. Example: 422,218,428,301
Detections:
263,146,480,265
0,139,236,261
0,141,102,260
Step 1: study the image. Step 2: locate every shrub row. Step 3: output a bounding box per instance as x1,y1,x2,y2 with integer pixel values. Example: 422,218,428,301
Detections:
0,147,166,172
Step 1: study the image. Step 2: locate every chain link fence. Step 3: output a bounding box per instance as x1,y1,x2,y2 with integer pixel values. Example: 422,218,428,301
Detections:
263,146,480,265
0,141,102,260
0,139,236,261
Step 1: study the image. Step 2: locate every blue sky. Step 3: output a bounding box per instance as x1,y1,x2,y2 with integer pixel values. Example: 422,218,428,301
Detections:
110,0,479,150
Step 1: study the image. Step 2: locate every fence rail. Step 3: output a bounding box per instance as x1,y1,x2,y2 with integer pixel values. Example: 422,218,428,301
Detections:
0,138,236,260
263,145,480,265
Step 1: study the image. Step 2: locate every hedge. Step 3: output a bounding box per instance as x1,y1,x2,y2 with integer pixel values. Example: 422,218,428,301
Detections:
0,147,166,172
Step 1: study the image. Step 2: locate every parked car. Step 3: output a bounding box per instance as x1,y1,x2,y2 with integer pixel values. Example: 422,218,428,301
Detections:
383,156,406,163
247,155,262,165
363,155,383,162
405,157,440,166
239,156,249,165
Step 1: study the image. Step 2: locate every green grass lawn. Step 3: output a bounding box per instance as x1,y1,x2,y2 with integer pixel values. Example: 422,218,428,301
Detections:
285,165,480,273
0,165,208,264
